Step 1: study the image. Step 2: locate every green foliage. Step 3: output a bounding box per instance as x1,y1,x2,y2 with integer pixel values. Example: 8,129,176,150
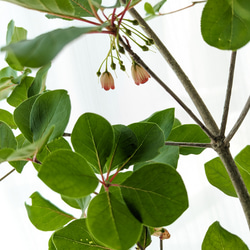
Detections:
0,109,17,129
25,192,75,231
167,124,210,155
202,221,249,249
201,0,250,50
144,0,168,20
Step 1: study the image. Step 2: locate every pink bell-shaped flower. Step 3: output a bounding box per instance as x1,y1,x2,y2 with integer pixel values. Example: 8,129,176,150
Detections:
100,71,115,91
131,63,150,85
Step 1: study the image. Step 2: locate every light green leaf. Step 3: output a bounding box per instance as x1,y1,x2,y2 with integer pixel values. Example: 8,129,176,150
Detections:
28,63,51,97
143,108,174,140
205,157,237,197
0,109,17,129
71,113,114,172
38,150,99,198
61,195,91,211
7,76,34,107
53,218,107,249
30,90,71,142
0,148,14,163
235,145,250,173
5,20,27,70
0,122,17,150
202,221,249,250
25,192,75,231
127,122,165,166
144,3,155,15
121,163,188,227
201,0,250,50
167,124,210,155
87,192,142,250
1,26,104,68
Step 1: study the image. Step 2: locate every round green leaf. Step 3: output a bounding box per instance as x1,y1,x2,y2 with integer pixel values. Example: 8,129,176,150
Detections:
121,163,188,227
71,113,114,172
53,219,107,250
0,122,17,150
25,192,75,231
201,0,250,50
38,150,99,198
30,90,71,142
202,221,249,249
87,192,142,250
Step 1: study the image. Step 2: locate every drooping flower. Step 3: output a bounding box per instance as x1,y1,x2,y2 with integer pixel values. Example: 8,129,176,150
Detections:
131,63,150,85
100,71,115,91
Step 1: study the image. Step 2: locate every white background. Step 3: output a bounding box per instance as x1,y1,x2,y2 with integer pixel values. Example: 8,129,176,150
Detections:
0,0,250,249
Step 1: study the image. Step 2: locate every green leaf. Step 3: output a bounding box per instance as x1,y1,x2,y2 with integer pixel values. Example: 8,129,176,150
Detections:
1,26,104,68
14,94,39,142
137,226,152,249
106,125,138,171
61,195,91,211
30,90,71,142
87,192,142,250
205,157,237,197
25,192,74,231
53,218,107,250
28,63,51,97
121,163,188,227
134,145,179,170
201,0,250,50
153,0,168,13
5,20,27,70
143,108,174,140
127,122,165,165
7,76,34,107
167,124,210,155
0,148,14,163
0,122,17,150
202,221,249,250
235,145,250,173
144,3,155,15
71,113,114,172
0,109,17,129
38,149,99,198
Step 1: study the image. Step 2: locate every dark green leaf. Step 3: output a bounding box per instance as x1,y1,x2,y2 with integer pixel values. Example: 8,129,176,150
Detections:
30,90,71,142
121,163,188,227
14,94,39,142
1,26,104,68
71,113,114,172
7,76,34,107
0,109,17,129
5,20,27,70
205,157,237,197
0,148,14,163
0,122,17,149
127,122,165,165
201,0,250,50
167,124,210,155
87,192,142,250
235,145,250,173
137,226,152,249
53,218,107,249
202,221,249,249
106,124,138,171
28,63,51,97
38,150,99,198
134,145,179,170
25,192,75,231
143,108,174,140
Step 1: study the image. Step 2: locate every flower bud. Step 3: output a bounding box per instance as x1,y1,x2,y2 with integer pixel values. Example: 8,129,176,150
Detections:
100,71,115,91
131,63,150,85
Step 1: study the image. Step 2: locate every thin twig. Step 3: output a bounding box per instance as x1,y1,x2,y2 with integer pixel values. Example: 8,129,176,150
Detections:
119,37,215,139
165,141,212,148
224,96,250,144
160,239,163,250
120,1,219,136
159,1,207,16
63,132,71,137
220,51,237,137
0,168,15,181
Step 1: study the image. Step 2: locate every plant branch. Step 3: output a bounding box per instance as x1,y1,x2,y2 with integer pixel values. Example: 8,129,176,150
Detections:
214,144,250,229
165,141,212,148
120,1,219,136
224,96,250,144
0,168,15,181
220,51,237,137
119,37,215,139
160,239,163,250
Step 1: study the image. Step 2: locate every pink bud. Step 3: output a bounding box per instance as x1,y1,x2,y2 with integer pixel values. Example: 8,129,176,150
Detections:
100,71,115,91
131,63,150,85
